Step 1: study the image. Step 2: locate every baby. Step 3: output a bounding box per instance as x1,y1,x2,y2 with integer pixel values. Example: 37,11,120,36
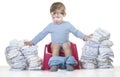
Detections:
24,2,91,71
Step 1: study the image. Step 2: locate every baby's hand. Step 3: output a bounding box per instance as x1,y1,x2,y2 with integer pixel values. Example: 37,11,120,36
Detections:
83,34,93,41
24,41,33,46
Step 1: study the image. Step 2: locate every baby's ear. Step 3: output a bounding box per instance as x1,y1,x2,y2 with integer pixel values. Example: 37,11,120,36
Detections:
50,12,53,16
64,13,66,16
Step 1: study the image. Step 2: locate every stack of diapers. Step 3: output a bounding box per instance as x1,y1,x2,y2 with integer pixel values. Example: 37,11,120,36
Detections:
5,39,42,71
98,40,114,68
21,46,42,70
81,28,114,69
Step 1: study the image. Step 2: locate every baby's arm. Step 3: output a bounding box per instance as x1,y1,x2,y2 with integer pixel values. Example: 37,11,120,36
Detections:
68,22,92,41
24,24,50,46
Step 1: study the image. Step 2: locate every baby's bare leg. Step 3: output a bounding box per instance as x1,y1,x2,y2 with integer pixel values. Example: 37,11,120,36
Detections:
50,43,61,71
62,42,72,56
51,43,60,56
62,42,74,71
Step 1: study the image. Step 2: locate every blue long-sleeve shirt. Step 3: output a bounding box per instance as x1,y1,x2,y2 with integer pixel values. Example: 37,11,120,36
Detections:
31,21,85,45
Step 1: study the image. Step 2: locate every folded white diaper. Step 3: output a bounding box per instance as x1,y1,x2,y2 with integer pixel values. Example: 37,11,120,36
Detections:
100,40,113,47
82,45,99,59
99,47,114,58
93,28,110,41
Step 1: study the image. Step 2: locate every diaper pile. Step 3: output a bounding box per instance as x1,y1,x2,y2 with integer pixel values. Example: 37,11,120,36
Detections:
81,28,114,69
5,40,42,71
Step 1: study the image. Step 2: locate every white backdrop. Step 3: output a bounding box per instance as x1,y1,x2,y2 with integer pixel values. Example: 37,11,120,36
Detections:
0,0,120,66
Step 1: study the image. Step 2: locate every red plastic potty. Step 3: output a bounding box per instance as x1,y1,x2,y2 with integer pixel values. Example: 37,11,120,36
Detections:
42,42,82,70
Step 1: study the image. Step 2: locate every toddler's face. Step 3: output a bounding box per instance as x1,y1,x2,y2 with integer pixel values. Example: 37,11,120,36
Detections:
51,13,65,24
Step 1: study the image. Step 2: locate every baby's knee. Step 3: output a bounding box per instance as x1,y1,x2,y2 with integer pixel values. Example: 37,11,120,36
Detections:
51,43,61,56
52,43,61,49
62,42,70,49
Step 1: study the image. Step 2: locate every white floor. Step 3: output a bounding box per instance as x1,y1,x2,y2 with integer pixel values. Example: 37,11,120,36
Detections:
1,66,120,77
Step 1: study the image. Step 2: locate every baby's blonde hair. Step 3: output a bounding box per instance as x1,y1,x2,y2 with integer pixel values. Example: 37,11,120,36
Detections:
50,2,66,15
